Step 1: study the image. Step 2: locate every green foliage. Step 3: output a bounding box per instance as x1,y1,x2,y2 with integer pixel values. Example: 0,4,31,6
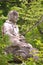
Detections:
0,0,43,65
